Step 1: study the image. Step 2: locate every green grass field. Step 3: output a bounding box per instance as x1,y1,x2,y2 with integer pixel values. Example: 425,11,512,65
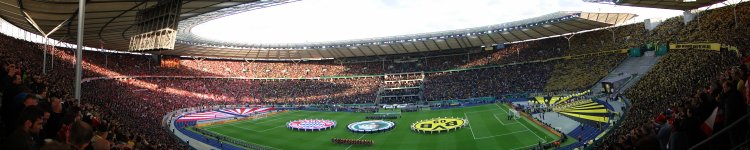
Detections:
197,103,573,150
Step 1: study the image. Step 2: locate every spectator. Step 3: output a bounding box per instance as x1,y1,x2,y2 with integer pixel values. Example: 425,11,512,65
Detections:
68,121,93,150
5,106,44,150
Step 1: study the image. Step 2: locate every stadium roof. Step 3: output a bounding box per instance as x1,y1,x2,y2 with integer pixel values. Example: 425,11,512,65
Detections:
584,0,726,10
168,11,636,60
0,0,636,60
0,0,262,51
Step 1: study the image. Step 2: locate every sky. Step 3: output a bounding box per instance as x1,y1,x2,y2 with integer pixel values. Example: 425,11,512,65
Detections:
191,0,692,45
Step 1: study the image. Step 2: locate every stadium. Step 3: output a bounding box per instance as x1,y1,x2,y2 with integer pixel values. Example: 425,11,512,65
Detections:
0,0,748,150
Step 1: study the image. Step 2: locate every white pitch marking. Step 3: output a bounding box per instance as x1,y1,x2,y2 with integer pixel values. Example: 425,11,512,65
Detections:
344,134,367,150
464,113,477,139
474,129,531,140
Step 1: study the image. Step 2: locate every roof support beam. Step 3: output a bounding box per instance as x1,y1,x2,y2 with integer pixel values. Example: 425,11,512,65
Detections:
420,40,433,51
374,45,389,55
243,49,253,58
442,39,454,49
431,40,443,50
18,1,77,75
538,26,562,35
485,34,498,44
398,43,411,53
527,27,546,37
476,36,487,46
344,47,357,57
506,32,522,42
314,49,325,58
44,14,75,37
517,29,535,39
550,24,574,33
334,49,348,58
387,45,401,54
463,37,474,47
452,38,464,48
496,33,509,43
613,14,622,26
409,42,421,52
559,21,586,31
363,46,377,56
325,49,339,58
17,2,47,36
253,50,261,58
355,47,367,55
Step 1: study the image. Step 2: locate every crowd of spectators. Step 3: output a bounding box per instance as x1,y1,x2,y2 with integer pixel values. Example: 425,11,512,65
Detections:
600,49,743,149
425,63,554,100
0,32,181,149
595,2,750,149
544,53,628,92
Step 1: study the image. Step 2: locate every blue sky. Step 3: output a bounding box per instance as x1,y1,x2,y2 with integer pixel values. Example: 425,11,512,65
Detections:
191,0,709,44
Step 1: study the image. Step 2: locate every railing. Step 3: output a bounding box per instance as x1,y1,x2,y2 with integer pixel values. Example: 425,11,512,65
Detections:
689,113,750,150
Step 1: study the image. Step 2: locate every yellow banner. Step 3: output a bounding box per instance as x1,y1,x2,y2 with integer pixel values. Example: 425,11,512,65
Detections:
412,118,466,132
669,43,721,51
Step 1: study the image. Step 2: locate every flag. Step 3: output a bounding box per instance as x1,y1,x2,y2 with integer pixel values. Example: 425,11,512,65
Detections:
701,107,719,136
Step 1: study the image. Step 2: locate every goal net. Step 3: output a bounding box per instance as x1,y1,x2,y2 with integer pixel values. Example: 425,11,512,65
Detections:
509,109,520,120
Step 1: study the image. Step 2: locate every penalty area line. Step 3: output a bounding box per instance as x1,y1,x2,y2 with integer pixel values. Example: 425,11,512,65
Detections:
464,113,477,140
492,114,520,126
473,129,531,140
495,103,509,114
517,118,545,142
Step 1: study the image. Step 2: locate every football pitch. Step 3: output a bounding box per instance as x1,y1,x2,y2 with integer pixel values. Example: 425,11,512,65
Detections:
195,103,573,150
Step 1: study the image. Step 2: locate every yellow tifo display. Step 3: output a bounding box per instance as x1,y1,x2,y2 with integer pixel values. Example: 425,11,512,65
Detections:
411,117,467,133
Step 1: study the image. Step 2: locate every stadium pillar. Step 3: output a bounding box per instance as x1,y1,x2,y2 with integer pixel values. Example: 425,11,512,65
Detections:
605,28,615,43
564,34,575,52
42,37,47,75
75,0,86,105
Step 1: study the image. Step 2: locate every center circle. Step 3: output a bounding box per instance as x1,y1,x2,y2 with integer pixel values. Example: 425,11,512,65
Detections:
347,120,395,133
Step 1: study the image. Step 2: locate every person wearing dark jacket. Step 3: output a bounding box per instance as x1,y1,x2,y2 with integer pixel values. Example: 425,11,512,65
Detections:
5,106,44,150
721,80,748,146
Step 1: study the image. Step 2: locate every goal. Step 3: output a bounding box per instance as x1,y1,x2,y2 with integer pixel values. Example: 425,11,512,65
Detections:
509,109,520,120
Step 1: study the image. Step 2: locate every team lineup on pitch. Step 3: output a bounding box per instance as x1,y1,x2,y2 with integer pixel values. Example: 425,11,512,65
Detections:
191,103,572,150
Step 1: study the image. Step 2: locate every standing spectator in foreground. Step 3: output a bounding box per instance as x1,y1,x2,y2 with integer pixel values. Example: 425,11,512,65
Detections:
5,106,44,150
44,94,65,142
91,122,110,150
68,121,93,150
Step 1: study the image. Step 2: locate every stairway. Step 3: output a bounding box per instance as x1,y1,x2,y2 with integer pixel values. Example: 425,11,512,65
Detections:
591,52,661,95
